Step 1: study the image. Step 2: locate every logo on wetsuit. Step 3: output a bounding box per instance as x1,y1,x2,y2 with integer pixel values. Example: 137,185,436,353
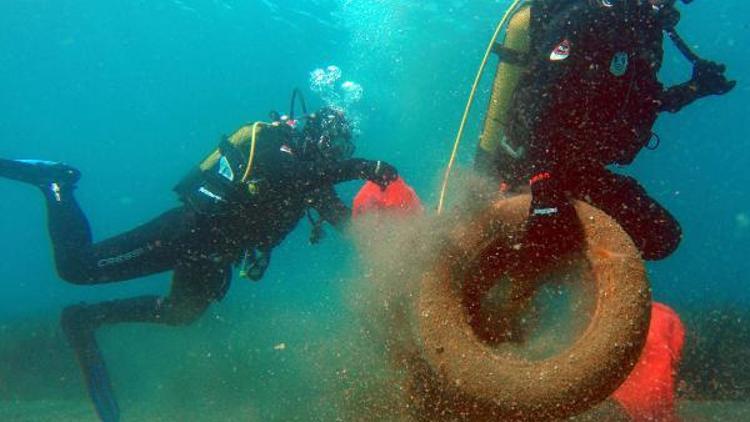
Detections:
97,247,146,268
550,39,571,61
610,51,629,77
280,144,293,155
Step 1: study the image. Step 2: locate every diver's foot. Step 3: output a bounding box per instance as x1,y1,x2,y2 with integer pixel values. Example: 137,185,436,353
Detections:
0,158,81,187
61,304,120,422
61,304,99,352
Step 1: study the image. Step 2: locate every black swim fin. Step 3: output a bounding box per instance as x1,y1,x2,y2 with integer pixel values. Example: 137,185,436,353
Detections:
0,158,80,187
61,306,120,422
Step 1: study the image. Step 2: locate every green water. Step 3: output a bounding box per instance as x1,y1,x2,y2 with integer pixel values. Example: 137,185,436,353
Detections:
1,0,748,420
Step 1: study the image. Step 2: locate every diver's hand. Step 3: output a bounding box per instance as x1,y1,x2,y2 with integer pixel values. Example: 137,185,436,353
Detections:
366,160,398,190
691,60,736,97
528,172,570,221
523,172,580,260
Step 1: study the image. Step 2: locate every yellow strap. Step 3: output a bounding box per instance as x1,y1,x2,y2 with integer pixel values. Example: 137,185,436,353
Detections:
436,0,526,215
241,121,270,183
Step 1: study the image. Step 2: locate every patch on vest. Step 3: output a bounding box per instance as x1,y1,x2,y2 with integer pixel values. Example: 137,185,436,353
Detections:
280,144,293,155
550,39,571,61
610,51,629,77
218,155,235,181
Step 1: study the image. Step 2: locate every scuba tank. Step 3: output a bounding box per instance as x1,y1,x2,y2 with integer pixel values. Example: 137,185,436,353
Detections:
476,3,532,186
476,0,584,186
438,0,530,213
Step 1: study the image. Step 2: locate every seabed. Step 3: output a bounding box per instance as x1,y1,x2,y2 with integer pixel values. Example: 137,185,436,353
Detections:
0,399,749,421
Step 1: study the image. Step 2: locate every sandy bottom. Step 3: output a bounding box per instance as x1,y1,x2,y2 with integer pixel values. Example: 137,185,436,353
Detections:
0,400,748,421
676,401,750,421
0,399,254,421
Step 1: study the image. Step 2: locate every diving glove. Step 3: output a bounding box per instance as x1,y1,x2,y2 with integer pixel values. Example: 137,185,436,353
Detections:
691,60,736,97
524,172,581,258
365,160,398,190
529,172,570,218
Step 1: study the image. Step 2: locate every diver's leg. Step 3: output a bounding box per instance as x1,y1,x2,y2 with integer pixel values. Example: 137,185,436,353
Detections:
60,260,231,421
0,158,198,283
159,260,233,325
64,261,232,328
60,296,169,422
572,169,682,260
1,158,90,254
42,181,96,278
54,207,200,284
0,159,95,272
66,260,233,327
61,295,176,422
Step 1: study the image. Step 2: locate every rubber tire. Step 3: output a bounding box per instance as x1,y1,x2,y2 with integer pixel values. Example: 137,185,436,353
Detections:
416,194,651,420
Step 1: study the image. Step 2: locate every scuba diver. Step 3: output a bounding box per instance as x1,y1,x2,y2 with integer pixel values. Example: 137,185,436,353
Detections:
0,103,398,421
474,0,736,260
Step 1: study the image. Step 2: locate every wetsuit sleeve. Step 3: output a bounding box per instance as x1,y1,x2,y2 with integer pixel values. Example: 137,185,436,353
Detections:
247,126,384,189
310,186,351,230
658,82,700,113
642,29,697,113
266,157,385,189
658,59,736,113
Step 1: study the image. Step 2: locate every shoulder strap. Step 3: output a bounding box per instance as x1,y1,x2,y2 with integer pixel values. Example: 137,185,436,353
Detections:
492,0,583,64
528,0,586,55
492,44,529,65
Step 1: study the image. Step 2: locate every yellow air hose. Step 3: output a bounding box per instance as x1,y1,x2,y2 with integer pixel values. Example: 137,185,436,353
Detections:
436,0,526,215
241,121,269,183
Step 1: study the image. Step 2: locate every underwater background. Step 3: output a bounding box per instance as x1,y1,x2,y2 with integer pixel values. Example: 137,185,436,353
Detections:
0,0,748,420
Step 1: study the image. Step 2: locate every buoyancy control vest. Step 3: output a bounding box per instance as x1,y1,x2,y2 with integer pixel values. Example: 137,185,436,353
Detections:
174,122,297,281
174,122,295,214
479,0,663,182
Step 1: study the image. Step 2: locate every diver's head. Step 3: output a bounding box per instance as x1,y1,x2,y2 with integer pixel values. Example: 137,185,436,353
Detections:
302,106,354,161
648,0,675,5
599,1,681,24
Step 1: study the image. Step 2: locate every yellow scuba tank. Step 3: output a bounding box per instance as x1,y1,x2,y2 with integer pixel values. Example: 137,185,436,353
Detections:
478,4,531,170
437,0,528,214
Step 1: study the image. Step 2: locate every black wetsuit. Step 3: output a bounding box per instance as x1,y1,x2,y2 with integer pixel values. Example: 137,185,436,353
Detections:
506,0,705,260
45,125,383,327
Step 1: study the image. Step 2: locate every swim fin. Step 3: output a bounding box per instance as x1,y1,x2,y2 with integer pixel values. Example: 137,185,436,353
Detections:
61,305,120,422
0,158,80,187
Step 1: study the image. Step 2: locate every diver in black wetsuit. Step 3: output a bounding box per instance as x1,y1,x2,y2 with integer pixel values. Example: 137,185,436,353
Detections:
0,105,397,421
476,0,736,260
